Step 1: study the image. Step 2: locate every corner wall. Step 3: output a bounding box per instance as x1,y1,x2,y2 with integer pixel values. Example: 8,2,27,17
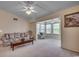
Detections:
0,9,29,33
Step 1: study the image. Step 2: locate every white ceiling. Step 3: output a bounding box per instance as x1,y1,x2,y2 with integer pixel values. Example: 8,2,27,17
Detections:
0,1,79,22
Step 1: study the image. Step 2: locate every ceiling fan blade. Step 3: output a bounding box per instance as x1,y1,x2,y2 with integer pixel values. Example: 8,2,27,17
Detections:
31,10,37,13
21,9,27,11
29,6,34,10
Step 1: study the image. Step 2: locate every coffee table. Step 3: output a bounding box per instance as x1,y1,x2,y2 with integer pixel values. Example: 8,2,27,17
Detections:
10,39,34,51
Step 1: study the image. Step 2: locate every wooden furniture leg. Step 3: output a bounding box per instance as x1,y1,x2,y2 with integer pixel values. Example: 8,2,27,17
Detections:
32,41,33,44
12,46,14,51
11,42,14,51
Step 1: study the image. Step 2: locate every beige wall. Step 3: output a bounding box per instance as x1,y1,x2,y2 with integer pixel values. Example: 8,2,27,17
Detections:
61,5,79,52
29,22,36,39
34,5,79,52
0,9,29,33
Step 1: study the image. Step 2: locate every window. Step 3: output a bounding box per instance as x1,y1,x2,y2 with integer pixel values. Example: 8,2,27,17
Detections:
46,23,51,34
40,23,45,33
37,24,40,34
53,23,60,34
37,18,60,35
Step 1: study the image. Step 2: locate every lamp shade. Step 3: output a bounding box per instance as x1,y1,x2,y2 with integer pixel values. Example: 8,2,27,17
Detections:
0,30,3,37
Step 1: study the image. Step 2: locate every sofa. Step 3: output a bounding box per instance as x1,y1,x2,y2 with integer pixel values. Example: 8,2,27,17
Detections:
1,32,32,46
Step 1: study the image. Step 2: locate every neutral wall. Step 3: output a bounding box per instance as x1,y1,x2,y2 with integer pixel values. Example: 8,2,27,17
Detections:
0,9,29,33
34,5,79,52
29,22,36,39
61,5,79,52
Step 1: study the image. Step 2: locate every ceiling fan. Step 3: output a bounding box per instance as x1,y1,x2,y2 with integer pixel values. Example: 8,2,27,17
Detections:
22,1,37,15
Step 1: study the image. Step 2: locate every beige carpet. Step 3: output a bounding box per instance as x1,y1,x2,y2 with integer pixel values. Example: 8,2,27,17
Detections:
0,39,79,57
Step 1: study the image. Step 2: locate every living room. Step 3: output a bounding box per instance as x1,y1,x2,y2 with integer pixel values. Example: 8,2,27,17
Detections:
0,1,79,57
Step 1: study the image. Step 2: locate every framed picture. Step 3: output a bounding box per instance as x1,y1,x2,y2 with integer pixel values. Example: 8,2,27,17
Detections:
64,12,79,27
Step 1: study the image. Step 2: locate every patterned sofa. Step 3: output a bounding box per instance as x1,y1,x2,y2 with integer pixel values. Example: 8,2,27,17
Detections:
1,32,30,46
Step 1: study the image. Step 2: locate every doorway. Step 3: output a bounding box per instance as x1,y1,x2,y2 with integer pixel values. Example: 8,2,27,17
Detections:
36,17,61,40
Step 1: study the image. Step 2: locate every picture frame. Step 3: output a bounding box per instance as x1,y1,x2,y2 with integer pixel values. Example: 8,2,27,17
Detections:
64,12,79,27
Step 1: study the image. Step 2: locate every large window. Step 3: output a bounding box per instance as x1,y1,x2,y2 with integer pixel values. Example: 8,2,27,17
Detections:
37,18,60,34
40,23,45,33
53,23,60,34
46,23,51,34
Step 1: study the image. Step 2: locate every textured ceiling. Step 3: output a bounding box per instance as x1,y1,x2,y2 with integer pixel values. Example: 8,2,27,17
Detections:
0,1,79,22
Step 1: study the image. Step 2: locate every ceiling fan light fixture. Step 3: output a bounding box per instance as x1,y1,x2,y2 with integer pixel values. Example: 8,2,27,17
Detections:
26,10,32,15
22,1,37,15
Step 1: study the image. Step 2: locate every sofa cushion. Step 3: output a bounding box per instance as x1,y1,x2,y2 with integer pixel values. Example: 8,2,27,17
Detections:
20,33,25,38
9,33,15,39
14,33,20,38
4,34,10,40
24,33,27,37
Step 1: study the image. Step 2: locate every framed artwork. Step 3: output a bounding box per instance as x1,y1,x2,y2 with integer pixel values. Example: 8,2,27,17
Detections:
64,12,79,27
